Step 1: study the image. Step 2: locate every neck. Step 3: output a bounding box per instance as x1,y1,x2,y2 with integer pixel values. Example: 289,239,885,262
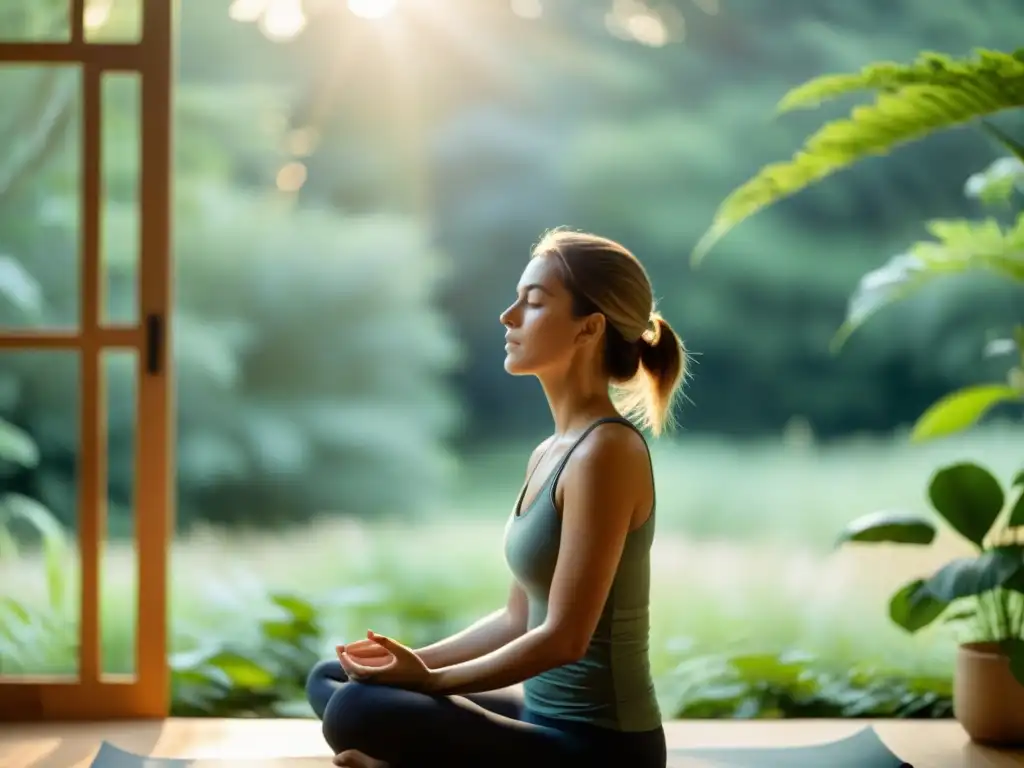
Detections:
538,359,618,435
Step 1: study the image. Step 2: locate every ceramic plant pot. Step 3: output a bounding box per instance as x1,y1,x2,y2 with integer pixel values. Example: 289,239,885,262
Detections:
954,642,1024,746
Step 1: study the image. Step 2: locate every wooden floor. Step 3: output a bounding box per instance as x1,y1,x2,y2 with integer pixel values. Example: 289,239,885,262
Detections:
1,718,1024,767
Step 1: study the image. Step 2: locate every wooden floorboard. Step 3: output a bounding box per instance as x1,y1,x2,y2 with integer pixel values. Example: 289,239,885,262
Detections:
1,717,1024,767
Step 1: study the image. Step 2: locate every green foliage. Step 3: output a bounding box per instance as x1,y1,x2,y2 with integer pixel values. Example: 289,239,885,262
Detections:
6,432,1000,717
0,60,463,532
170,188,463,530
928,462,1005,546
666,650,952,719
912,384,1022,442
171,592,324,717
0,475,76,675
777,49,1024,113
834,511,936,546
0,418,38,472
835,217,1024,351
694,48,1024,262
888,580,948,633
1010,473,1024,527
837,460,1024,683
694,43,1024,446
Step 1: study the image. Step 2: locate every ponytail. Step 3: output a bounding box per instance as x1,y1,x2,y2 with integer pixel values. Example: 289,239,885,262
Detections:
613,312,687,436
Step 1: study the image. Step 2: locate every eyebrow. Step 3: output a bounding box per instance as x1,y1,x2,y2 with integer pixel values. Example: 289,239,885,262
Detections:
518,283,553,295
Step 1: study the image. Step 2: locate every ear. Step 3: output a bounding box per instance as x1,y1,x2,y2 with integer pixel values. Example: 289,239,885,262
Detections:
574,312,605,347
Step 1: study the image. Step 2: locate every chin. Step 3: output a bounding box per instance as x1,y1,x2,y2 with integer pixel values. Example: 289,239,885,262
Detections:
503,357,527,375
503,349,531,376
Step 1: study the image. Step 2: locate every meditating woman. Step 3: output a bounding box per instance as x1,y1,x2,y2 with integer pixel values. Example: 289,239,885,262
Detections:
306,228,687,768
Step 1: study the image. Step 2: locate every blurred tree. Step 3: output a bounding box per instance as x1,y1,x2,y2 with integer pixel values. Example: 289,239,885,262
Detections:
0,3,463,533
8,0,1024,511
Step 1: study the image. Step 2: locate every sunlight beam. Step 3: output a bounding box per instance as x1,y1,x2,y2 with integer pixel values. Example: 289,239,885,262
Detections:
261,0,307,40
347,0,398,20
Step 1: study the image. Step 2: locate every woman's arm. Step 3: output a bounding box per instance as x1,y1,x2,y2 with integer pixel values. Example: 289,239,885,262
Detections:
426,425,650,696
414,582,528,669
413,436,554,669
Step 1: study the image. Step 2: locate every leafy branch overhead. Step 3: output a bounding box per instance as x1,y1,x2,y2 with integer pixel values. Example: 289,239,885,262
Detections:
834,215,1024,350
692,48,1024,263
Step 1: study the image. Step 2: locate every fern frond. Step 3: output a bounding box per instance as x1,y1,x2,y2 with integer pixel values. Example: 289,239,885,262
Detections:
778,48,1024,113
832,213,1024,351
693,59,1024,264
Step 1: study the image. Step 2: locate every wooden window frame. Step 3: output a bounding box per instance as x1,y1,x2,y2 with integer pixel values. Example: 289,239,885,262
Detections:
0,0,175,721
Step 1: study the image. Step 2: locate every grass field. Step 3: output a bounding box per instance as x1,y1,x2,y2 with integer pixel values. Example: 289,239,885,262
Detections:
2,424,1021,711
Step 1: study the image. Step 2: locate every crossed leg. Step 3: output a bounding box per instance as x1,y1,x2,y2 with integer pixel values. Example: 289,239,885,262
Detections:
306,659,583,768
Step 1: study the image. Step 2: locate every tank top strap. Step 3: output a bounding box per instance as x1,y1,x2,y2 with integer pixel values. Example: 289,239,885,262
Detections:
548,415,640,493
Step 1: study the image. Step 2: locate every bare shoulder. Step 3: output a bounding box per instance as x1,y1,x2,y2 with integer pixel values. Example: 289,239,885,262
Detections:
566,421,651,491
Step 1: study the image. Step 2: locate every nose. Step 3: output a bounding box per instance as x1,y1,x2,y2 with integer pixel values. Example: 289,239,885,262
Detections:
499,303,517,328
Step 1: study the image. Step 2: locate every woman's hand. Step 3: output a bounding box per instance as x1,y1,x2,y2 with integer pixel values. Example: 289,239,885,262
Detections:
337,630,435,692
338,637,395,668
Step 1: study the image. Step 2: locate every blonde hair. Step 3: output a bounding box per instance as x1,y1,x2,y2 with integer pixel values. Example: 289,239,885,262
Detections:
532,228,688,436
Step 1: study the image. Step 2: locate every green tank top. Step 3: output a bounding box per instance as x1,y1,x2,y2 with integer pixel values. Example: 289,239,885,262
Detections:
503,416,661,733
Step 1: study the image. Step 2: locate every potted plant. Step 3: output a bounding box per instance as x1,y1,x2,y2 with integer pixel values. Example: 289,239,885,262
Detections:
690,46,1024,744
835,461,1024,745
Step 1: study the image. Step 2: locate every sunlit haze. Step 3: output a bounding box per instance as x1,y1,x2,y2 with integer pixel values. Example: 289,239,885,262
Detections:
348,0,398,20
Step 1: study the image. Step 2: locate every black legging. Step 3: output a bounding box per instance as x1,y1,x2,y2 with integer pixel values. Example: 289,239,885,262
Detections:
306,659,667,768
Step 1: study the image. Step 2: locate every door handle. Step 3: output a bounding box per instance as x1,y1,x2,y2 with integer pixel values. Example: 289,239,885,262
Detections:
145,313,163,375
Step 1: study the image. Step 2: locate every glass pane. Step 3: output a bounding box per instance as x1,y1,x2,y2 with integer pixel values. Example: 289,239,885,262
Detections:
101,73,140,326
84,0,143,44
0,1,70,42
0,65,81,331
0,350,80,679
102,351,136,678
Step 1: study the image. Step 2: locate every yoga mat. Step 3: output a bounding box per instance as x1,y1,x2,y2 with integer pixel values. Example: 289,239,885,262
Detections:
667,725,911,767
91,726,913,767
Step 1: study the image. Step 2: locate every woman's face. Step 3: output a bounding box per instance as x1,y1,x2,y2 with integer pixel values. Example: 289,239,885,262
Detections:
499,255,598,376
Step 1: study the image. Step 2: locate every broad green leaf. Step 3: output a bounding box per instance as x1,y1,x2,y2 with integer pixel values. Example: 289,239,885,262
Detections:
940,606,976,625
834,511,936,547
1010,487,1024,528
204,650,275,689
729,651,815,686
1002,638,1024,687
260,619,306,644
928,463,1005,547
270,593,316,623
889,579,948,633
911,385,1022,442
0,418,39,468
173,664,233,689
921,547,1024,601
